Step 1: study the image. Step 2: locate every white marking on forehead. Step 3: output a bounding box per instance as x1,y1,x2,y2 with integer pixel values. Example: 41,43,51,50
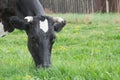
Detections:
24,16,33,22
0,22,8,37
53,17,64,23
39,19,49,33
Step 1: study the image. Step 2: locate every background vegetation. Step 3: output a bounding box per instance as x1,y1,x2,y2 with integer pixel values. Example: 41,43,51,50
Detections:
41,0,120,13
0,14,120,80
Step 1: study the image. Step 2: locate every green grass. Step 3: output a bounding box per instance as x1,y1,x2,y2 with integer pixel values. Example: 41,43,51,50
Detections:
0,14,120,80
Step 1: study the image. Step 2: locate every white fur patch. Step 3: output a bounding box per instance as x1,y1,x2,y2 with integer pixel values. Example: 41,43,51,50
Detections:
0,22,8,37
24,16,33,22
39,19,48,33
53,17,64,23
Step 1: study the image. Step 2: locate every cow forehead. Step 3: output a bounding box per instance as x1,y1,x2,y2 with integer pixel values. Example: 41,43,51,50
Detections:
39,19,49,33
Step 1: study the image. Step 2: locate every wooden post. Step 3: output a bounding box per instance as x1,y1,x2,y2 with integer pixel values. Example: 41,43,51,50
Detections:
91,0,94,13
106,0,109,13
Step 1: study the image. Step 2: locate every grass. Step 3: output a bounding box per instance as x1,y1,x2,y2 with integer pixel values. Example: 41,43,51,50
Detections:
0,13,120,80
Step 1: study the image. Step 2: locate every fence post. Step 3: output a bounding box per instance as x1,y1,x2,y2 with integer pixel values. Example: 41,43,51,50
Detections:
91,0,94,13
106,0,109,13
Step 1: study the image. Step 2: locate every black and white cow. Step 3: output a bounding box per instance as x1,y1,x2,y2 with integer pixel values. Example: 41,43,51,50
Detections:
0,0,66,68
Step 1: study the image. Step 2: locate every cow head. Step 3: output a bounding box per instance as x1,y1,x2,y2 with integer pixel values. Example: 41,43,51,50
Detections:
9,16,66,68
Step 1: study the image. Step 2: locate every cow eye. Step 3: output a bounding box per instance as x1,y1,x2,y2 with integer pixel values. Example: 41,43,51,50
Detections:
31,36,36,42
51,37,56,44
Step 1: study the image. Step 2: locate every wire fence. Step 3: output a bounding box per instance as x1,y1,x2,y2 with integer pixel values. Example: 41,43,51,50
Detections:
40,0,120,13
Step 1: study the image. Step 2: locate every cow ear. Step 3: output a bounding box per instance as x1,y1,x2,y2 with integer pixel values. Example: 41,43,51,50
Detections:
51,17,66,32
9,16,29,30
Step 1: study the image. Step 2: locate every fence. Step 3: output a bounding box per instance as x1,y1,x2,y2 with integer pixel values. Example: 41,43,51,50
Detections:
40,0,120,13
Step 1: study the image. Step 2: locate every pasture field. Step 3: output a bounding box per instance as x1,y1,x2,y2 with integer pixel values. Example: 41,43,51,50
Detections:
0,14,120,80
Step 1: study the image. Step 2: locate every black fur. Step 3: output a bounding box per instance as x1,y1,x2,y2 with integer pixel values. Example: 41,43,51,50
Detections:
1,0,66,68
0,0,45,32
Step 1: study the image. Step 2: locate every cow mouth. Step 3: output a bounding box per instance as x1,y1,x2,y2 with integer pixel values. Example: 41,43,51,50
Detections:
36,64,51,69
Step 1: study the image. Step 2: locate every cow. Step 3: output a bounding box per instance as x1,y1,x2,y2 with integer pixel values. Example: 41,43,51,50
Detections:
0,0,66,68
